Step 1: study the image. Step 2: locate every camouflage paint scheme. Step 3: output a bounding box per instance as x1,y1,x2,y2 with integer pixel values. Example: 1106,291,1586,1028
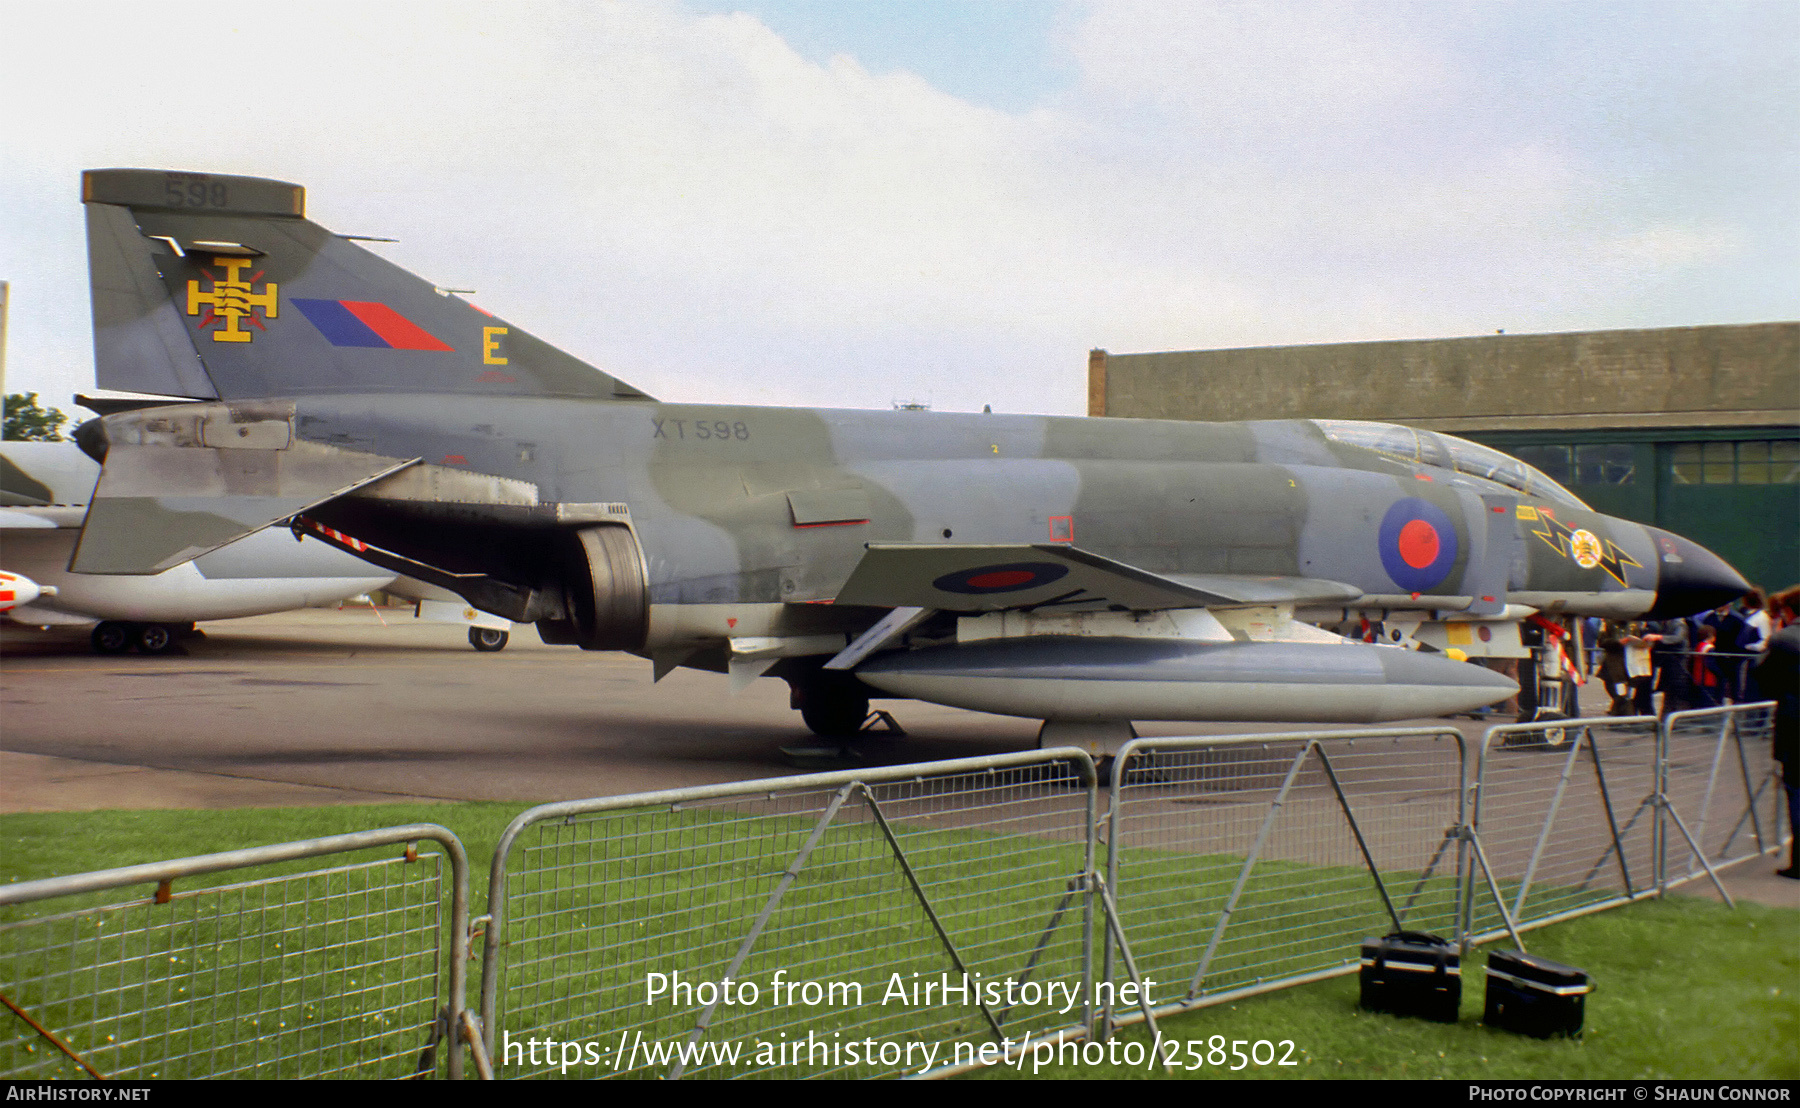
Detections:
66,170,1748,733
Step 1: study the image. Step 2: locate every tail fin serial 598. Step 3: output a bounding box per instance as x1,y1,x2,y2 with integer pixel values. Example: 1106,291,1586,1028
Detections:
84,168,653,403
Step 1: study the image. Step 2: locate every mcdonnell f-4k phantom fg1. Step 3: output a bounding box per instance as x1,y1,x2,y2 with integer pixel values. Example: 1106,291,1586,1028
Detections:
67,169,1748,748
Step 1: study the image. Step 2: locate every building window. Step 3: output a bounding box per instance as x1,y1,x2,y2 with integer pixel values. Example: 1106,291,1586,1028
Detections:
1670,440,1799,485
1513,443,1635,486
1576,444,1635,485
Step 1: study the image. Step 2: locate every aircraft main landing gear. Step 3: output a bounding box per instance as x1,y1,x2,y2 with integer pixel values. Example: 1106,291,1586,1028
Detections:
91,621,186,655
788,670,874,738
799,685,869,738
91,621,132,655
135,624,177,654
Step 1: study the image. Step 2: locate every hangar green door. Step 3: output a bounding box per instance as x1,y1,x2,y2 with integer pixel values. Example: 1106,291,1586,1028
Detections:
1482,433,1799,595
1657,439,1800,593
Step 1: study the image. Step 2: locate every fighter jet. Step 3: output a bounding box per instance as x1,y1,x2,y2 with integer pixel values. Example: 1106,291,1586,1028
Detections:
65,169,1748,746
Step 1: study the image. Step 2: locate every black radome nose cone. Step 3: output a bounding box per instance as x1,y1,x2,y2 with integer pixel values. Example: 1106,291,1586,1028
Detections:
1642,527,1750,619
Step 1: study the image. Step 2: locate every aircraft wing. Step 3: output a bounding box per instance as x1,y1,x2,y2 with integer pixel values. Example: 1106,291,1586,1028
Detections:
833,543,1362,613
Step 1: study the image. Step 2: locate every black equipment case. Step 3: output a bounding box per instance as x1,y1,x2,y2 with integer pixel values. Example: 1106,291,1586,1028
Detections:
1483,950,1592,1038
1359,931,1461,1023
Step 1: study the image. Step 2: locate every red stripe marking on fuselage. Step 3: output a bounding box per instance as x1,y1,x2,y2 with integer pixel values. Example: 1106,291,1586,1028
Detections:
792,519,870,528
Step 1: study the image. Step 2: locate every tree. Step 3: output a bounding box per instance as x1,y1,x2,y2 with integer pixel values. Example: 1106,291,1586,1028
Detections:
2,392,68,441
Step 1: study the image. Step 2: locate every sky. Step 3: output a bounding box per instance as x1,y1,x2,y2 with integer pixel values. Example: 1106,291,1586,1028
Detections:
1,0,1795,419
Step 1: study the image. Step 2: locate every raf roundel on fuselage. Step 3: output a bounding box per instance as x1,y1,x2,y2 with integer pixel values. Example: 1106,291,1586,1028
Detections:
1378,498,1459,593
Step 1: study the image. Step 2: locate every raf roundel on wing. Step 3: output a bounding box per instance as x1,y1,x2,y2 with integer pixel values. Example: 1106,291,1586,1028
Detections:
932,562,1070,595
1377,498,1459,592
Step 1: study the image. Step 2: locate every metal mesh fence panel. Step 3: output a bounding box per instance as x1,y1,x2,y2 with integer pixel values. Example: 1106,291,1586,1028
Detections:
0,826,468,1080
1661,703,1785,890
481,751,1096,1079
1104,729,1466,1020
1467,717,1661,941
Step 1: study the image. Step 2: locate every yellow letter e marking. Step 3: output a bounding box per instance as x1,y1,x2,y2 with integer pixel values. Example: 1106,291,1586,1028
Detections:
483,326,508,365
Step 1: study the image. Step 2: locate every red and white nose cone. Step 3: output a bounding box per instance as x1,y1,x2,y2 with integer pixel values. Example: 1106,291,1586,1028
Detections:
0,571,44,612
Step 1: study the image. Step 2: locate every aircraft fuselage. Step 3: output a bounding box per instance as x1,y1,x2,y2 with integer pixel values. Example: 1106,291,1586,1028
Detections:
250,393,1728,640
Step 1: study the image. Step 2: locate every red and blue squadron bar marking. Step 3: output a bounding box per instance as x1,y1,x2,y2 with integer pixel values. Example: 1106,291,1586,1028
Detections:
293,298,453,351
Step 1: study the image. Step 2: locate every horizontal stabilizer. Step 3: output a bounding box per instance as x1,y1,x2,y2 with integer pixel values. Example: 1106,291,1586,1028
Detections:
71,441,416,574
834,543,1362,613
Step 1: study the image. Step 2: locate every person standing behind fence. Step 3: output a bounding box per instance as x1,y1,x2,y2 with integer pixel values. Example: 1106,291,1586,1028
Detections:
1751,621,1798,879
1598,622,1635,716
1646,617,1693,716
1622,622,1655,715
1743,587,1772,647
1689,624,1723,709
1737,588,1775,701
1706,601,1749,702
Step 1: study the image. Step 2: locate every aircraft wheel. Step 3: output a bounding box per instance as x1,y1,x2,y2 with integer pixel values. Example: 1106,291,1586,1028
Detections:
91,621,134,655
470,627,510,652
798,682,870,738
135,624,179,654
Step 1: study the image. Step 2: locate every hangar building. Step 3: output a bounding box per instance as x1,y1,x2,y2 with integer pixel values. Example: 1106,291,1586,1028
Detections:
1087,322,1799,591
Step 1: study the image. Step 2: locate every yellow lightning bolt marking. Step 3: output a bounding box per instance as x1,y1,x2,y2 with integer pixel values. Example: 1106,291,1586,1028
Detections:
1530,513,1569,557
1527,509,1642,587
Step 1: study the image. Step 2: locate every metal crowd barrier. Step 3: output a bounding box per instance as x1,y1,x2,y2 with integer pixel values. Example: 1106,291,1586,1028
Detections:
1464,715,1664,942
1101,728,1468,1030
0,825,471,1080
477,749,1101,1079
1659,703,1782,901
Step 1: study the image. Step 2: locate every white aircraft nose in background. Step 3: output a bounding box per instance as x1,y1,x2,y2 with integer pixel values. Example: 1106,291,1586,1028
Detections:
0,569,51,612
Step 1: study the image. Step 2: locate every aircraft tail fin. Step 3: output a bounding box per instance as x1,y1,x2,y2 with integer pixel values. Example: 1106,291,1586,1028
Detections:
82,169,654,402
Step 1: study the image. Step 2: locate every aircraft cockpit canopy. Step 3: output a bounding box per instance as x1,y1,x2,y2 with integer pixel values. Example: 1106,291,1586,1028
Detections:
1311,419,1588,510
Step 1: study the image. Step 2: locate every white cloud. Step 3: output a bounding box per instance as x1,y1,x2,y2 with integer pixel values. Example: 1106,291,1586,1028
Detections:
1601,225,1745,270
1064,0,1452,129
